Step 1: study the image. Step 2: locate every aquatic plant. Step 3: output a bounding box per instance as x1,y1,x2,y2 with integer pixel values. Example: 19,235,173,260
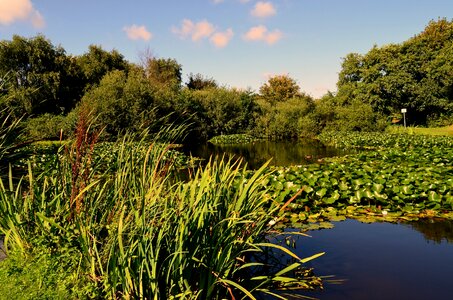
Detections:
0,123,323,299
209,133,262,145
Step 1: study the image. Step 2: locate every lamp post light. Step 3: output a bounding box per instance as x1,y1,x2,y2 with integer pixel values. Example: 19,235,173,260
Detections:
401,108,407,128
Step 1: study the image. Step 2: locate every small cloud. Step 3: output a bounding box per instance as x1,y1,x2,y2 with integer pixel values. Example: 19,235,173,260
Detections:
210,28,234,48
172,19,215,41
212,0,224,3
30,10,45,28
0,0,45,28
124,25,152,41
243,25,283,45
251,1,276,18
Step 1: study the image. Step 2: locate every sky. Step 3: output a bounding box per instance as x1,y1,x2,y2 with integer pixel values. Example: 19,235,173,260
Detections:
0,0,452,98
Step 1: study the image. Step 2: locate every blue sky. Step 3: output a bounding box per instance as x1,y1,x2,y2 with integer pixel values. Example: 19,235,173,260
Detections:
0,0,452,98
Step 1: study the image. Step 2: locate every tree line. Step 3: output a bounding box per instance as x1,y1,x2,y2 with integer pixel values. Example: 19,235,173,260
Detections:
0,18,452,142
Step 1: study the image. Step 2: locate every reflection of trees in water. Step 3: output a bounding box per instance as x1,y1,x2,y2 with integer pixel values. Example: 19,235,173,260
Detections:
185,139,349,169
407,219,453,244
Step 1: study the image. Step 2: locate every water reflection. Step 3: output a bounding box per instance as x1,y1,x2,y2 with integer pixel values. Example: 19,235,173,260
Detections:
284,219,453,300
183,139,351,169
406,218,453,244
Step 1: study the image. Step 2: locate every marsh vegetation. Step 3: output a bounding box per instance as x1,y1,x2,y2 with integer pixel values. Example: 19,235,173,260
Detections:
0,18,452,299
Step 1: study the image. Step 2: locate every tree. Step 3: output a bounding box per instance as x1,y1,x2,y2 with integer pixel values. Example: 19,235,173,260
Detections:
79,68,157,138
186,73,217,90
0,35,82,117
178,87,258,139
76,45,128,91
336,18,453,125
259,75,301,105
144,57,182,91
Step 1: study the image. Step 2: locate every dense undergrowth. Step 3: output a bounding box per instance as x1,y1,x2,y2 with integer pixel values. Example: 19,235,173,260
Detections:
0,119,323,299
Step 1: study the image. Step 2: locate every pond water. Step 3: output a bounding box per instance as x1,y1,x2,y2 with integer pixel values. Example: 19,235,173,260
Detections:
184,139,453,299
281,219,453,300
183,139,351,169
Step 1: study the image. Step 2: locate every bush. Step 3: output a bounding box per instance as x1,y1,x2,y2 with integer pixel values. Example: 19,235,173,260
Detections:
23,113,76,141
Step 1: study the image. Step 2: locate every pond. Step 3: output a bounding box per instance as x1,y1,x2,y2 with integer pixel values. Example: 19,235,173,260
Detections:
183,139,351,169
278,219,453,300
183,140,453,299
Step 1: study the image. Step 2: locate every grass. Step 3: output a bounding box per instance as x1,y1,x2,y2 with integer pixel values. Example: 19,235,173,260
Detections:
0,115,323,299
386,125,453,136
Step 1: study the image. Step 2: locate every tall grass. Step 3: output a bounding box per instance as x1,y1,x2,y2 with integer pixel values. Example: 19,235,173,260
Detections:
0,120,322,299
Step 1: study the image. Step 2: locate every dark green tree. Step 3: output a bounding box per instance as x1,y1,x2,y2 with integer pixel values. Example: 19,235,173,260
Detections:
79,68,157,138
336,18,453,125
186,73,217,90
76,45,129,91
0,35,83,117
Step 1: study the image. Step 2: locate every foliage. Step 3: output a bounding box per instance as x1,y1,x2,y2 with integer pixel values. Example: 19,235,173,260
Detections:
145,57,182,92
0,122,323,299
186,72,218,90
76,44,129,91
23,113,76,141
178,87,259,140
386,124,453,136
318,131,453,149
0,246,91,300
0,110,23,171
0,35,83,117
264,132,453,223
259,75,302,105
255,95,315,139
209,133,262,145
79,68,160,138
336,18,453,125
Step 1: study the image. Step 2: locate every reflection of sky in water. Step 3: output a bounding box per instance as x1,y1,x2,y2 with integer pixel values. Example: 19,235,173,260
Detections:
183,139,353,169
276,219,453,300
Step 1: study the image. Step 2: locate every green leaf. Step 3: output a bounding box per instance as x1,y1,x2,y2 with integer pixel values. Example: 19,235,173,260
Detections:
316,188,327,198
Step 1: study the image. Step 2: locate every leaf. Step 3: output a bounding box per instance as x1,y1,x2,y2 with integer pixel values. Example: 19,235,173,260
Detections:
316,188,327,198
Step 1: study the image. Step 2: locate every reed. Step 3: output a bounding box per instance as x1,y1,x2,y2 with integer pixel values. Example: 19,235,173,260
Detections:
0,121,322,299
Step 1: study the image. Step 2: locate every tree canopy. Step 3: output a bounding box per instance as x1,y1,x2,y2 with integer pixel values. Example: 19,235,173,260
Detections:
259,75,301,105
336,18,453,126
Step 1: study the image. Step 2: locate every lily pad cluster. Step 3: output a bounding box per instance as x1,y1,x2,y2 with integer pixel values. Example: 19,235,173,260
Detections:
208,134,262,145
260,132,453,222
318,131,453,150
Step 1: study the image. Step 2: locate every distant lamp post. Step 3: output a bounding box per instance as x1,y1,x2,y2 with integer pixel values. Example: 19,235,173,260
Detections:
401,108,407,128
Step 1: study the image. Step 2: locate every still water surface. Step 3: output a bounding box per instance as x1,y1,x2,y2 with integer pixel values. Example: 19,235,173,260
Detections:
183,139,350,169
184,141,453,299
285,219,453,300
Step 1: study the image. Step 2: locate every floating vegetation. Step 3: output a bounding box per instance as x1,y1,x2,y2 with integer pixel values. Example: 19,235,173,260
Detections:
259,132,453,224
318,131,453,150
209,133,263,145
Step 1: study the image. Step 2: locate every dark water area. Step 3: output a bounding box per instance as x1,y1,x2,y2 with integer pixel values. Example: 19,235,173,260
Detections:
183,139,453,299
183,139,351,169
280,219,453,300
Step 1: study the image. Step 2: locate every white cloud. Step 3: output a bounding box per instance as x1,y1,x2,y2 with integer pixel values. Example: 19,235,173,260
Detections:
123,25,152,41
251,1,276,18
172,19,233,48
0,0,45,28
172,19,215,41
210,28,234,48
212,0,224,3
243,25,283,45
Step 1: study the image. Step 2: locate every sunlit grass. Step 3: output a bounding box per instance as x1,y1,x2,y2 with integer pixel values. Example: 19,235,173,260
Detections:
386,125,453,136
0,123,323,299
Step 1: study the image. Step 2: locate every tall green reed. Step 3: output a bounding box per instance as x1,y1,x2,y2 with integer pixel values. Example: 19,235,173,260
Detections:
0,119,323,299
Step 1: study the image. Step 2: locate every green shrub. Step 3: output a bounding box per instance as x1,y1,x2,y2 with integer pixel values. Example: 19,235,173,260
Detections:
23,113,75,141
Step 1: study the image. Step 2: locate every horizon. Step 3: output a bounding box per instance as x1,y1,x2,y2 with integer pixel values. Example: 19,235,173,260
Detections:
1,0,452,98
